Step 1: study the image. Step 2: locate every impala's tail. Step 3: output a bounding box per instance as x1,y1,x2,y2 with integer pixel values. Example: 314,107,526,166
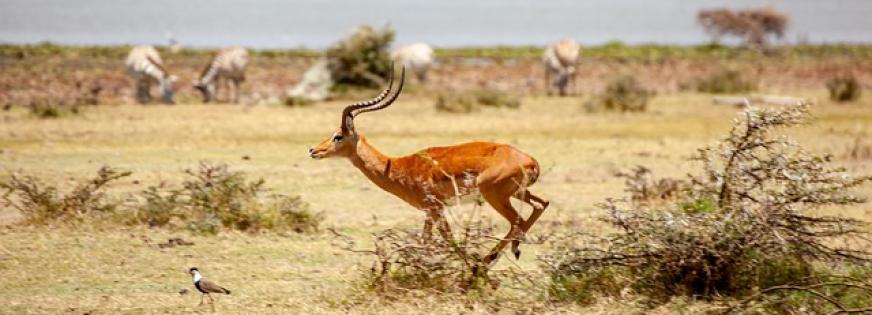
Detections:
524,157,541,187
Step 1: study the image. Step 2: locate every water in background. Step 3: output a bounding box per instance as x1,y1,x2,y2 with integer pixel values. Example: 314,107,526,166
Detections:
1,0,870,48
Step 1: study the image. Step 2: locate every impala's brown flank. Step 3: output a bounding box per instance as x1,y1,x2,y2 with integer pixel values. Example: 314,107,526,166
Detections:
309,66,549,263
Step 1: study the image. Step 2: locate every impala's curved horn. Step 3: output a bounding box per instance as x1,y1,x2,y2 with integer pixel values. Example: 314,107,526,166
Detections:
352,66,405,117
341,64,395,134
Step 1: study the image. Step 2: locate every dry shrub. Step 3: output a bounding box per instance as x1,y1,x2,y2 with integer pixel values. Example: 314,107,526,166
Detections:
827,74,862,103
584,76,651,112
845,136,872,161
614,166,686,205
435,93,477,113
543,103,872,312
325,24,395,88
698,7,789,49
333,206,508,297
0,68,103,118
434,89,521,113
695,69,757,94
0,167,131,224
133,162,321,234
473,89,521,109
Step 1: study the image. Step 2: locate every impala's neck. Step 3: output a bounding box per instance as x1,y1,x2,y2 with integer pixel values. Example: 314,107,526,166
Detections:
348,136,394,187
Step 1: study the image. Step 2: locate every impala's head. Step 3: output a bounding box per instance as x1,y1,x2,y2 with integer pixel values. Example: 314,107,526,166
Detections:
309,65,405,160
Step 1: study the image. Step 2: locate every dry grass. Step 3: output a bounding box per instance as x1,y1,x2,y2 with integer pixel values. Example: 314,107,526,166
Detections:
1,91,871,313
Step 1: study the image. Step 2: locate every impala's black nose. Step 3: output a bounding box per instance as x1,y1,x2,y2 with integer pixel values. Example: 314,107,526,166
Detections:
308,148,314,153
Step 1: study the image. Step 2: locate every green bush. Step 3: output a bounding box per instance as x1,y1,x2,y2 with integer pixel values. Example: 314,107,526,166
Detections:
325,25,394,88
695,69,757,93
827,74,862,102
585,76,651,112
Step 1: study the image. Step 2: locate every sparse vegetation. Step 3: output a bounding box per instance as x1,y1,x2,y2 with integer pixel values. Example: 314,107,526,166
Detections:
695,69,757,94
435,89,521,113
584,76,651,112
2,42,872,313
697,7,789,49
0,162,320,234
133,162,321,234
846,136,872,160
827,74,862,103
613,166,686,205
1,167,131,224
325,25,395,88
332,199,515,306
543,103,872,313
472,89,521,109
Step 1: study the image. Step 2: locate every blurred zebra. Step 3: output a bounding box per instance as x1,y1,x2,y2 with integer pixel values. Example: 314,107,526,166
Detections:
193,47,249,103
125,45,177,104
391,43,434,83
542,38,580,96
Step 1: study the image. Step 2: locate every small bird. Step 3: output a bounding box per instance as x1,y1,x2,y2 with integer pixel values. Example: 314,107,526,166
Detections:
189,267,230,306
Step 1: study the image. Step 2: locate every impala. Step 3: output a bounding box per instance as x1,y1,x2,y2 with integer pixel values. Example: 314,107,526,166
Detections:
308,66,549,263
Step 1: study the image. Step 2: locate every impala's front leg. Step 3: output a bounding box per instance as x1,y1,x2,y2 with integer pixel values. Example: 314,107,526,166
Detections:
425,208,453,242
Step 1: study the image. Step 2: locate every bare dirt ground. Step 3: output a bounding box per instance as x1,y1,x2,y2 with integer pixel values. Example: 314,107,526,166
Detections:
3,47,872,107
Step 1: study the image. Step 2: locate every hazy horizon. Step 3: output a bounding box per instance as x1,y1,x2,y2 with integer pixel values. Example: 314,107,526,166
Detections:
1,0,871,48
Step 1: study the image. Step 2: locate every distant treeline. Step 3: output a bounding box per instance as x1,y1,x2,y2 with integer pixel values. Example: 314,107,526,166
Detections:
3,41,872,61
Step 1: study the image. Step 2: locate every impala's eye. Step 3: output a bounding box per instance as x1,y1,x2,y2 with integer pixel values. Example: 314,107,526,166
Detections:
332,135,343,142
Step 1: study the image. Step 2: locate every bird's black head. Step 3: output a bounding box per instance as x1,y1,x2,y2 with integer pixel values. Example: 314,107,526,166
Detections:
189,267,199,274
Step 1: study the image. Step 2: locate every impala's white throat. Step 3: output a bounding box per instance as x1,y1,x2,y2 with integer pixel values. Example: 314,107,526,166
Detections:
192,271,202,282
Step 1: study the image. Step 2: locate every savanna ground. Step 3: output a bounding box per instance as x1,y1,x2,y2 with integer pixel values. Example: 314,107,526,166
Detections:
1,44,872,314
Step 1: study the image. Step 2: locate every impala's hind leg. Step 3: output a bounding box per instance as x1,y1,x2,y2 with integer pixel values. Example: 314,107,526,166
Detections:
480,186,525,264
510,189,550,257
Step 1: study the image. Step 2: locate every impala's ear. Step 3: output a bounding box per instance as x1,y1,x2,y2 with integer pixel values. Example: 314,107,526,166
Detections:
342,114,355,135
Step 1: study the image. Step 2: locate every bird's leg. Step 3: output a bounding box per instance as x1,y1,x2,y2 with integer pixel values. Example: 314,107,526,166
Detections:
199,294,205,306
208,293,215,304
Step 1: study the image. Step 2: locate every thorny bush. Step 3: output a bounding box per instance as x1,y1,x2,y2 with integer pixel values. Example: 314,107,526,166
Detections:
543,102,872,313
332,204,515,297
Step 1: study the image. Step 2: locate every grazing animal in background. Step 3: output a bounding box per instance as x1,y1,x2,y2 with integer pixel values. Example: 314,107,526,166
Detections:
189,267,230,306
125,45,177,104
193,47,249,103
390,43,434,83
308,66,549,264
542,38,580,96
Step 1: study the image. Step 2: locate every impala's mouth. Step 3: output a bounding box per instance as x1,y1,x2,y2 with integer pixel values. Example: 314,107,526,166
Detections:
309,149,325,159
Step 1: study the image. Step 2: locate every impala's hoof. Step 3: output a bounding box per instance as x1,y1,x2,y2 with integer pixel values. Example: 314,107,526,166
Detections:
485,252,499,263
512,247,521,260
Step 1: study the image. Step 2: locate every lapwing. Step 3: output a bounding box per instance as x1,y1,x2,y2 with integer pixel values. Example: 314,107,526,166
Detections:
189,267,230,306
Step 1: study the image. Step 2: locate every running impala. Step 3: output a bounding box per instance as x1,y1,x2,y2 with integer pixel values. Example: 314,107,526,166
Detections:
308,66,549,263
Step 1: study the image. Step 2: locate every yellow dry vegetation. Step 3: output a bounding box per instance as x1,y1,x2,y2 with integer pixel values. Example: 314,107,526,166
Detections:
1,92,871,313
